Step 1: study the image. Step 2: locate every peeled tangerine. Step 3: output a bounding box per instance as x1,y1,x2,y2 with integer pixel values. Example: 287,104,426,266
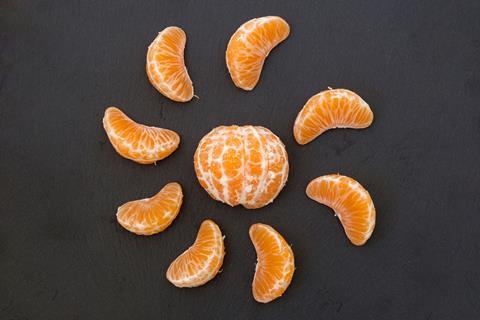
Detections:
103,107,180,164
250,223,295,303
194,125,289,209
226,16,290,90
146,26,194,102
306,174,376,246
166,220,225,287
116,182,183,236
293,88,374,145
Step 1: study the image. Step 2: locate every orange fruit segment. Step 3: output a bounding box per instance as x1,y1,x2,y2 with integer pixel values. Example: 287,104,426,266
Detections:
250,223,295,303
146,26,194,102
166,219,225,288
226,16,290,90
306,174,376,246
293,88,374,145
194,125,289,209
103,107,180,164
116,182,183,236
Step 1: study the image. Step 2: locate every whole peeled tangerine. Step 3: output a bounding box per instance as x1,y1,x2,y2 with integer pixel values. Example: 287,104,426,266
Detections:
194,125,289,209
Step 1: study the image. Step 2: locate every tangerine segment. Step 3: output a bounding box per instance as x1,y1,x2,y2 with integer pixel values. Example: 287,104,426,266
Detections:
293,88,374,145
226,16,290,90
250,223,295,303
166,220,225,288
103,107,180,164
306,174,376,246
116,182,183,236
146,26,194,102
194,125,289,209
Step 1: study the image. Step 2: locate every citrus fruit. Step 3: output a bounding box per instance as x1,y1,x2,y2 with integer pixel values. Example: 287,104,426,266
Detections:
194,125,289,209
103,107,180,164
250,223,295,303
166,219,225,287
226,16,290,90
116,182,183,236
146,26,194,102
293,88,374,145
306,174,376,246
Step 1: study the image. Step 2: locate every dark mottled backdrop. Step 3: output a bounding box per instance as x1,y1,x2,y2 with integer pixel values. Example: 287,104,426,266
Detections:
1,0,479,319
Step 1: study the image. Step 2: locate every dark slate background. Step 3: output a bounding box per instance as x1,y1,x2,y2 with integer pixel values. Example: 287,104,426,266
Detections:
1,0,480,319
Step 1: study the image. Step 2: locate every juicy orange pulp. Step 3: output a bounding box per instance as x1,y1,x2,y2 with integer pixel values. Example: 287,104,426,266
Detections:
194,125,289,209
147,26,194,102
103,107,180,164
226,16,290,90
116,182,183,235
306,174,376,246
294,88,374,145
166,219,225,287
250,223,295,303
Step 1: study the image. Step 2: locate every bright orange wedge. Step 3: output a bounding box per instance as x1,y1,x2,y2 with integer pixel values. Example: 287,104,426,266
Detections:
146,26,194,102
194,125,289,209
306,174,376,246
166,220,225,288
293,88,374,145
103,107,180,164
250,223,295,303
226,16,290,90
116,182,183,236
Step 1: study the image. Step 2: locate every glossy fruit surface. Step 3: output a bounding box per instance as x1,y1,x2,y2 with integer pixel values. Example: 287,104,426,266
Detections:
294,88,373,145
103,107,180,164
250,223,295,303
116,182,183,235
166,220,225,287
306,174,376,246
226,16,290,90
147,26,194,102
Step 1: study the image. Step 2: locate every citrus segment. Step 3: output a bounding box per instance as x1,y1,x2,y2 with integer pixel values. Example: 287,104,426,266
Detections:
103,107,180,164
306,174,376,246
116,182,183,236
293,88,374,145
250,223,295,303
226,16,290,90
146,26,194,102
166,220,225,288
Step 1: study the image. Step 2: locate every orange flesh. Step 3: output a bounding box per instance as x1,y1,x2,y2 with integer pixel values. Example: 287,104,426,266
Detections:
294,88,374,145
116,182,183,236
194,125,289,209
146,26,194,102
103,107,180,164
250,223,295,303
166,220,225,287
226,16,290,90
306,174,376,246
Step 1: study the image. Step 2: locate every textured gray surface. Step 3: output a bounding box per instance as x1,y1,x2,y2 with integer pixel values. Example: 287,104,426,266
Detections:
1,0,480,319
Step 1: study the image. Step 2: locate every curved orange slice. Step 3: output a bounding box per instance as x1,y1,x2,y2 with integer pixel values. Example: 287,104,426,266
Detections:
146,26,194,102
166,220,225,288
250,223,294,303
226,16,290,90
293,88,374,145
103,107,180,164
116,182,183,236
306,174,376,246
